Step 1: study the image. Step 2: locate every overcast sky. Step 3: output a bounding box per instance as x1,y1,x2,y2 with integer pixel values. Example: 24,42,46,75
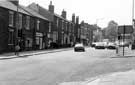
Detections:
14,0,134,28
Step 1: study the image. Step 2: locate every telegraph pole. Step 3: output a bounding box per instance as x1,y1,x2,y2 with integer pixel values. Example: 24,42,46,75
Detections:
123,25,125,56
132,0,134,41
133,0,134,25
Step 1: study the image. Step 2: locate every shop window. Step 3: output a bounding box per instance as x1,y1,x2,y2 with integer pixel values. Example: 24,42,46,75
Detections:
9,11,14,27
25,38,32,47
36,37,40,45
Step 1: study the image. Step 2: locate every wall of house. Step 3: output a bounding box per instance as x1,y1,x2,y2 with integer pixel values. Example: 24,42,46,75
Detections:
0,7,9,53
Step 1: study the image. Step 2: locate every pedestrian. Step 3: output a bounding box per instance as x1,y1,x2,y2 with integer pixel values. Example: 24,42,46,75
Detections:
15,45,20,56
116,45,119,54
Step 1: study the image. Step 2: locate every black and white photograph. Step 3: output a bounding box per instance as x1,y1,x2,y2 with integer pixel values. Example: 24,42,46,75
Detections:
0,0,135,85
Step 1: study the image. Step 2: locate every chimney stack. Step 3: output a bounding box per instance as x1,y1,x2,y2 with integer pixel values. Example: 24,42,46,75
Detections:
72,13,75,23
48,1,54,13
76,16,79,24
61,9,67,19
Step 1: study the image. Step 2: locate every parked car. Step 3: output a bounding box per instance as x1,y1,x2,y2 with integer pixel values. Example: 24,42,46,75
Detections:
74,43,85,52
95,42,105,49
103,42,108,48
107,42,116,49
131,43,135,50
91,42,96,47
119,41,130,47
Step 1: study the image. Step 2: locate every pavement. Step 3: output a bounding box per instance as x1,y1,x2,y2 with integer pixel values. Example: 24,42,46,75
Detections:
86,46,135,85
0,47,73,60
86,70,135,85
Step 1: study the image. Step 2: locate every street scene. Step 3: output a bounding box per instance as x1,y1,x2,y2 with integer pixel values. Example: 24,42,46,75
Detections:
1,0,135,85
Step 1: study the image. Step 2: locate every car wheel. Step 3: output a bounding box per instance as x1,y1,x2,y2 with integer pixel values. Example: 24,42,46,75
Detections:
74,49,77,52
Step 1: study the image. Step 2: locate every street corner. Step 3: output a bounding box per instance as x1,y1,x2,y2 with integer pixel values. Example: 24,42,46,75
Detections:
86,70,135,85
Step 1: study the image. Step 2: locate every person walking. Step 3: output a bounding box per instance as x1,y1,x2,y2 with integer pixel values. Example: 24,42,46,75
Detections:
15,45,20,56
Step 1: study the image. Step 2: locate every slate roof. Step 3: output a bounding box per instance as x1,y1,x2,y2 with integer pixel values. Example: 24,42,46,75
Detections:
28,3,71,23
20,5,49,21
28,3,53,21
0,1,30,15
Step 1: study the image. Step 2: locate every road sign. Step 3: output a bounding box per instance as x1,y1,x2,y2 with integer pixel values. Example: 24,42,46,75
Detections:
118,25,133,34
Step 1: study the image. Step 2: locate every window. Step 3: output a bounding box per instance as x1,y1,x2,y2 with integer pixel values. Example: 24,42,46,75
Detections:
9,11,14,27
18,14,22,29
36,37,40,45
56,18,59,27
8,29,14,45
49,23,51,32
25,38,32,47
37,20,40,31
65,22,67,31
62,20,64,30
26,16,30,30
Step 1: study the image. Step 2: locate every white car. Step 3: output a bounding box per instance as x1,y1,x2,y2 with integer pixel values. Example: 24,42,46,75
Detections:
95,42,105,49
107,42,116,49
74,43,85,52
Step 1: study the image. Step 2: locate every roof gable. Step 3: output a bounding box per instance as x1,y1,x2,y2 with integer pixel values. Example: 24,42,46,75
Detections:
28,3,53,21
20,5,49,21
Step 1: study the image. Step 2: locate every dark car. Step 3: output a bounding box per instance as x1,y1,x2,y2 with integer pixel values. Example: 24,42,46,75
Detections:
131,43,135,50
74,43,85,52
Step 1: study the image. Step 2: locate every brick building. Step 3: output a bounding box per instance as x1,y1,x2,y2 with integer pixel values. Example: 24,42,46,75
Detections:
0,1,50,53
0,1,94,53
28,1,75,48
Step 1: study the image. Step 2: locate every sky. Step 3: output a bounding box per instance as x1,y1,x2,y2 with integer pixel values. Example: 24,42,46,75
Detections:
8,0,134,28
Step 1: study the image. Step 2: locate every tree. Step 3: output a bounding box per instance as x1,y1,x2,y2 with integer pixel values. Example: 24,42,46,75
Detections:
104,20,118,41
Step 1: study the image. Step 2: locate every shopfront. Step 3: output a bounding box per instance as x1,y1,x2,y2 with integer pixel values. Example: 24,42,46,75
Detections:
36,32,43,50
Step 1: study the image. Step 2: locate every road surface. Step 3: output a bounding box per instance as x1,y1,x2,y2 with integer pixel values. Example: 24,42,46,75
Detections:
0,47,135,85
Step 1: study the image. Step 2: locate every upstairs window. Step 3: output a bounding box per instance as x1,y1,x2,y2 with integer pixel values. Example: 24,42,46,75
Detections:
18,14,22,29
26,16,30,30
37,20,40,31
9,11,14,27
62,20,64,30
56,18,59,27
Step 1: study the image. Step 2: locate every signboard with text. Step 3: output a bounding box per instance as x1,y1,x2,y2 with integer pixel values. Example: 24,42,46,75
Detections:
118,25,133,34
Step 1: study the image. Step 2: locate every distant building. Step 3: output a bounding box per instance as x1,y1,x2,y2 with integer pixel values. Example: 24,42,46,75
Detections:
80,21,95,45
